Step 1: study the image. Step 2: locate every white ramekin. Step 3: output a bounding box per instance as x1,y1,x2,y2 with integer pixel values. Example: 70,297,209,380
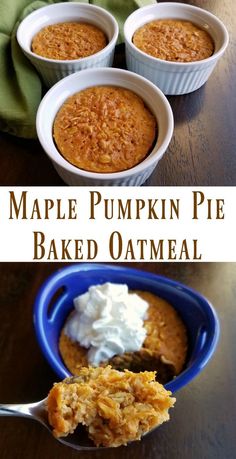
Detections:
17,2,119,88
36,67,174,186
124,2,229,95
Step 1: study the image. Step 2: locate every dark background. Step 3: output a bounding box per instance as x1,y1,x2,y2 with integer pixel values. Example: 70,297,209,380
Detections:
0,262,236,459
0,0,236,457
0,0,235,186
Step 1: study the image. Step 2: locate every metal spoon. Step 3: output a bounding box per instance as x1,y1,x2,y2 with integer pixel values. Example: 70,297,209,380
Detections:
0,399,101,451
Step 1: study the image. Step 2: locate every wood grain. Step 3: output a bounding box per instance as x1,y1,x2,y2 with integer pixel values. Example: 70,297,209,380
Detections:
0,0,235,186
0,1,235,458
0,262,235,459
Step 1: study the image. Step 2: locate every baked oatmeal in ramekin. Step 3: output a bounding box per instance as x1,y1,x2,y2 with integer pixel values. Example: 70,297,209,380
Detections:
124,2,229,95
17,3,119,87
53,86,157,173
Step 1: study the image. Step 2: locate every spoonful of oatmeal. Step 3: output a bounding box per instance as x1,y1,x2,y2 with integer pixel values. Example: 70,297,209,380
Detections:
0,366,175,449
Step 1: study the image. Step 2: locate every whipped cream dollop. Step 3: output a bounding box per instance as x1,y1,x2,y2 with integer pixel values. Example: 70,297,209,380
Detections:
64,282,148,366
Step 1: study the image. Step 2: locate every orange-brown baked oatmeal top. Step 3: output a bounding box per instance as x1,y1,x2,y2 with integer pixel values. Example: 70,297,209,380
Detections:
31,22,107,60
53,86,157,173
133,19,214,62
47,366,175,447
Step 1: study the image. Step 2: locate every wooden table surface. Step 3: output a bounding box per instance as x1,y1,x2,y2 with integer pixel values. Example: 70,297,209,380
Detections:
0,261,235,459
0,0,236,458
0,0,235,186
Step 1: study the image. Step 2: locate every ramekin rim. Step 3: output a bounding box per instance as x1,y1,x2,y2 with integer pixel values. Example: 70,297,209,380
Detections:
124,1,229,68
36,67,174,181
16,1,119,65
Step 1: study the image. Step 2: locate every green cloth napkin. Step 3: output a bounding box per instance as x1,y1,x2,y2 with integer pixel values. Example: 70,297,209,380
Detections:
0,0,156,139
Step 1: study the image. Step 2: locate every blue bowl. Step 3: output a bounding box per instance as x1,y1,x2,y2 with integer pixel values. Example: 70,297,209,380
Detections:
33,264,220,393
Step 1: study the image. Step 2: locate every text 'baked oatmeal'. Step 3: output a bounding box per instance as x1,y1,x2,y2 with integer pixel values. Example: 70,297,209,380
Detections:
47,366,175,447
31,22,107,60
133,19,214,62
53,86,157,173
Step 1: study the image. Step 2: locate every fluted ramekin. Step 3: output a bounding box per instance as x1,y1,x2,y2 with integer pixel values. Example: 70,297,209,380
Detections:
36,67,173,186
17,2,119,88
124,2,229,95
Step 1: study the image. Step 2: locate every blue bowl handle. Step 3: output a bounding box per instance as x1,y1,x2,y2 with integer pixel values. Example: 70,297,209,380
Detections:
34,272,71,329
166,304,220,393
